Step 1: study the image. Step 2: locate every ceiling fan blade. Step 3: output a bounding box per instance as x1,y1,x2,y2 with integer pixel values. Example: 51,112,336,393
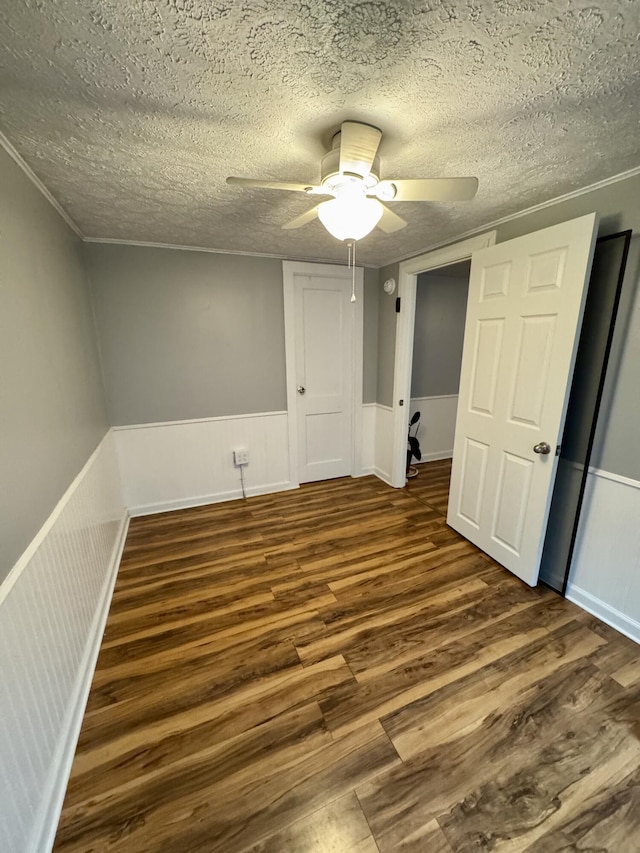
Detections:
379,177,479,202
378,203,407,234
282,205,321,230
339,122,382,179
227,176,320,193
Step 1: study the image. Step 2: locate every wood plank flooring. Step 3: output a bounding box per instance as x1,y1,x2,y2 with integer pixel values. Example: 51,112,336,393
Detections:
54,459,640,852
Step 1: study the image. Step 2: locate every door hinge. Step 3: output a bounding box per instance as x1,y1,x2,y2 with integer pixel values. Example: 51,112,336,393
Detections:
395,297,401,313
556,445,561,456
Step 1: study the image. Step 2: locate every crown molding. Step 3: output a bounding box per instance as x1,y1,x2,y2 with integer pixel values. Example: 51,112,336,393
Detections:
385,163,640,267
83,236,355,266
0,128,84,239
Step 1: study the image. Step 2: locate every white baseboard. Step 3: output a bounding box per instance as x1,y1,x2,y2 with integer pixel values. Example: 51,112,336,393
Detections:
417,450,453,463
128,480,298,517
567,583,640,645
353,467,374,478
372,466,394,486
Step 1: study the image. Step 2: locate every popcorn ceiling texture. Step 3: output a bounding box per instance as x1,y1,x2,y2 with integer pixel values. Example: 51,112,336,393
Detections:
0,0,639,266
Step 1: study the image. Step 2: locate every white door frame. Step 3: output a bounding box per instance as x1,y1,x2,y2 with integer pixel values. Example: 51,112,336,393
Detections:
390,232,497,488
283,260,364,487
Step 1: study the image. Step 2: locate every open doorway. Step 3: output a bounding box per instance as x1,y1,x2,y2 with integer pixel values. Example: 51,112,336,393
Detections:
404,259,470,519
407,260,471,470
389,232,497,489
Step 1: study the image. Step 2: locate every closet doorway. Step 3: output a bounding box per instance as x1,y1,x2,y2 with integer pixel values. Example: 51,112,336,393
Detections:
407,260,471,468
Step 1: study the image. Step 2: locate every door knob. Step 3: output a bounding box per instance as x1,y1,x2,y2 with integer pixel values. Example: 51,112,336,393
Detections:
297,385,306,395
533,442,551,455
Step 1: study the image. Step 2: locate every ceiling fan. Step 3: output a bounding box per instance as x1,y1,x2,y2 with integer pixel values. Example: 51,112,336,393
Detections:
227,121,478,241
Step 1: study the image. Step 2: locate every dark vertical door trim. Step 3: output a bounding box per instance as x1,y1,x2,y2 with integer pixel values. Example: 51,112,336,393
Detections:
559,230,632,597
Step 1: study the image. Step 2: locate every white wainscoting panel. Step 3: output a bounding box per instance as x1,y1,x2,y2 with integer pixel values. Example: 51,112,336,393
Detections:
0,433,127,853
359,403,377,476
114,412,293,515
373,404,395,485
567,467,640,644
409,395,459,463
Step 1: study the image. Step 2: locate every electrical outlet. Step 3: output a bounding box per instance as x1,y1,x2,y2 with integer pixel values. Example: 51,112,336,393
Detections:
233,449,249,466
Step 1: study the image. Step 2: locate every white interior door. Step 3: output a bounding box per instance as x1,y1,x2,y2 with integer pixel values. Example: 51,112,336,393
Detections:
447,213,598,586
283,262,363,485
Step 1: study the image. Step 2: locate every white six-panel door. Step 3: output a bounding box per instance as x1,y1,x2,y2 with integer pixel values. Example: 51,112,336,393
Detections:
295,272,353,482
283,261,363,485
447,213,598,586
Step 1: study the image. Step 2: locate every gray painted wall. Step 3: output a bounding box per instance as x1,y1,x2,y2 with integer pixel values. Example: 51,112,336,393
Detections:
362,266,379,405
376,173,640,481
0,147,108,580
85,245,288,425
411,272,469,398
87,245,379,424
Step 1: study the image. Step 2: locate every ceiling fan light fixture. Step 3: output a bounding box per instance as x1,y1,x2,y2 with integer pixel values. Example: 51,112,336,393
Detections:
375,181,397,201
318,195,383,241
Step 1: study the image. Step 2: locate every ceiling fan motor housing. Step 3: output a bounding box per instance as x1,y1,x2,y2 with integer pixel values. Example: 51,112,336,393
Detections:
320,145,381,192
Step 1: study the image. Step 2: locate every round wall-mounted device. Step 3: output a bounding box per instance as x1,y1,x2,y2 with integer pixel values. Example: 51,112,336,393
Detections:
383,277,396,294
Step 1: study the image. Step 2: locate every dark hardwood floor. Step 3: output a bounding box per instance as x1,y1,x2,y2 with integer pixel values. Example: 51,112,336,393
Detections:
54,459,640,852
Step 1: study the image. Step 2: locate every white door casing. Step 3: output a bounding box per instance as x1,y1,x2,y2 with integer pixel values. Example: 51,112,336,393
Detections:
447,213,599,586
391,232,498,487
283,261,364,485
295,273,352,482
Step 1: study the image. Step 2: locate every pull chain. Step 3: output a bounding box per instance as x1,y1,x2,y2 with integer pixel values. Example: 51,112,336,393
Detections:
347,240,357,303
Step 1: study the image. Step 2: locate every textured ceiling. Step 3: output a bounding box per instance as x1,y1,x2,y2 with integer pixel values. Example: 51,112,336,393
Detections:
1,1,639,267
